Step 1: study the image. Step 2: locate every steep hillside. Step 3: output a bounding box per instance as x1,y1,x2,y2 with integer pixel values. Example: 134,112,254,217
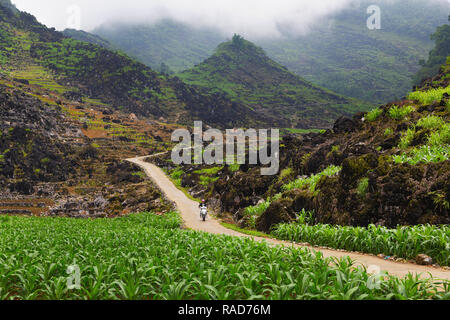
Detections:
92,0,449,104
0,2,266,129
178,35,370,128
62,28,114,49
94,20,222,73
155,58,450,233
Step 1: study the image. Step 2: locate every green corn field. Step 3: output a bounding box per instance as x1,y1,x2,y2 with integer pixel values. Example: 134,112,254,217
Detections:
272,222,450,266
0,213,448,300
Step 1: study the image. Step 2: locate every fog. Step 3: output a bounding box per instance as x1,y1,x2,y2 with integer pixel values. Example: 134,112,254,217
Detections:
10,0,444,38
11,0,361,38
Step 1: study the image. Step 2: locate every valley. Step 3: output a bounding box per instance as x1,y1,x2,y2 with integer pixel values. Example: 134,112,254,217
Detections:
0,0,449,302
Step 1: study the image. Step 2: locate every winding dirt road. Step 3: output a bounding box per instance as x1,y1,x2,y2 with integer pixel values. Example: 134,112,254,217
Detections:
127,155,450,281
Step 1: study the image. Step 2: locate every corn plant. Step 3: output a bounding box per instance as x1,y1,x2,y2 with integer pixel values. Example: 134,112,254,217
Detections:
272,222,450,266
0,212,448,300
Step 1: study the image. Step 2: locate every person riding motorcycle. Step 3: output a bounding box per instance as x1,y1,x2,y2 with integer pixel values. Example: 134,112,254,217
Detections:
199,199,207,220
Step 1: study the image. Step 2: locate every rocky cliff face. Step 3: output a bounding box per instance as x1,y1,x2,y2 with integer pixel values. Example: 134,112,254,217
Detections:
0,76,173,217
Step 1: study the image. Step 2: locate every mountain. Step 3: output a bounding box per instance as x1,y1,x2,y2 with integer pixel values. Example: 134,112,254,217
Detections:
413,16,450,85
62,28,113,49
0,2,267,129
178,35,370,129
157,57,450,233
94,19,222,73
92,0,449,104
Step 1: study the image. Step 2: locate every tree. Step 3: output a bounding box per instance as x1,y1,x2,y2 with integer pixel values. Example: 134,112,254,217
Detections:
231,34,245,49
158,62,173,76
413,16,450,85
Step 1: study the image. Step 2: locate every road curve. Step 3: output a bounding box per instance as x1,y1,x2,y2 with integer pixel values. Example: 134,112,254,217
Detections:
127,155,450,281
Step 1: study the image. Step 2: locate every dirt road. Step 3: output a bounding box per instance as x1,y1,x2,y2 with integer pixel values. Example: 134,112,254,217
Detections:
127,155,450,281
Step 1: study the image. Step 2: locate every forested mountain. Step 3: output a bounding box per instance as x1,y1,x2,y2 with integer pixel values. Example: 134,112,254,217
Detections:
94,20,222,73
179,35,369,128
92,0,449,104
0,1,268,128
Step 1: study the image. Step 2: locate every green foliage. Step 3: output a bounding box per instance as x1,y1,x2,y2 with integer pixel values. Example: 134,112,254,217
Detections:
356,178,369,198
366,107,383,122
399,127,416,149
170,168,184,187
388,105,415,120
428,123,450,146
393,145,450,165
178,36,369,129
408,86,450,105
413,17,450,85
384,128,394,136
3,212,445,300
273,223,450,267
194,166,223,176
198,175,219,186
417,116,445,129
295,209,315,225
244,199,272,229
282,165,342,194
227,163,240,172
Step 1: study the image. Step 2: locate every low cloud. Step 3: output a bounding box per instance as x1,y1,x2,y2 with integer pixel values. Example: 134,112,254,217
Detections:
12,0,359,38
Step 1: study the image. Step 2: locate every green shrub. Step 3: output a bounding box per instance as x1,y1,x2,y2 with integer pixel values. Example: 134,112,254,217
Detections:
194,166,223,175
408,86,450,105
366,107,383,122
388,105,415,120
417,116,444,130
393,145,449,165
228,163,240,172
170,168,184,187
398,127,416,149
356,178,369,197
282,165,342,194
428,123,450,146
384,128,394,136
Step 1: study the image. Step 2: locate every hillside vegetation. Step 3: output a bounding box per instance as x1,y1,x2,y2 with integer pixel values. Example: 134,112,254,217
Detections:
92,0,449,104
170,58,450,255
0,2,266,129
414,16,450,85
179,35,370,129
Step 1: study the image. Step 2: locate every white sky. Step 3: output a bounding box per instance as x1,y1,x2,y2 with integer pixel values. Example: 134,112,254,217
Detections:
11,0,359,38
